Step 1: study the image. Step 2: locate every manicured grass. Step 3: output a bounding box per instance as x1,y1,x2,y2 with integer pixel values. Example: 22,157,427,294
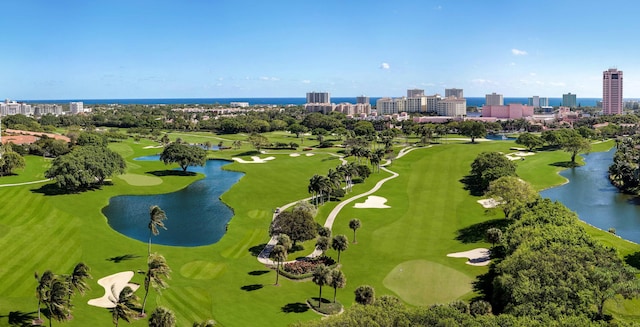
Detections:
0,136,637,327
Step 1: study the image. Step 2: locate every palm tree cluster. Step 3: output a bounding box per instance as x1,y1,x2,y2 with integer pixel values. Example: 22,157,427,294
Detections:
312,264,347,308
34,263,92,326
308,163,372,206
141,253,172,317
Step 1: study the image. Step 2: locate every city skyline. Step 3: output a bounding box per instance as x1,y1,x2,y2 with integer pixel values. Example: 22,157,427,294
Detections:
3,1,640,99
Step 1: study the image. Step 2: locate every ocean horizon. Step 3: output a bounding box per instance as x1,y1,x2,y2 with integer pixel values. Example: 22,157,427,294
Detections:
17,97,607,107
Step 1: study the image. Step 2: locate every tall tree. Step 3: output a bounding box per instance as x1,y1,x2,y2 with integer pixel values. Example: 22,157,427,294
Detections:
269,210,317,245
141,253,172,317
331,235,349,263
469,152,517,193
562,135,591,164
159,142,206,172
148,206,168,256
312,265,333,308
315,236,330,255
270,245,287,286
45,276,72,326
485,228,503,247
515,133,544,151
34,270,55,325
67,263,91,305
111,286,139,327
148,306,176,327
354,285,375,305
486,176,539,218
330,269,347,303
459,121,487,143
246,133,270,151
348,219,361,243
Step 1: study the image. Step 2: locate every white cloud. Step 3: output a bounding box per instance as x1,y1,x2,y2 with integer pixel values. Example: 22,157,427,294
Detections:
259,76,279,81
380,62,390,70
302,80,311,84
509,62,516,66
529,72,537,76
550,82,566,87
511,48,528,56
259,76,269,80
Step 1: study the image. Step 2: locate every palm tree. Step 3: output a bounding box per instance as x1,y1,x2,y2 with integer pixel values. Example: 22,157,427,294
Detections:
276,234,292,252
232,140,242,150
111,286,139,327
315,236,330,255
308,175,331,206
141,253,172,317
34,270,54,325
148,205,168,256
148,306,176,327
68,263,91,301
192,320,216,327
270,245,287,286
349,219,361,243
311,265,332,308
327,169,342,191
45,277,72,327
331,235,349,263
330,269,346,303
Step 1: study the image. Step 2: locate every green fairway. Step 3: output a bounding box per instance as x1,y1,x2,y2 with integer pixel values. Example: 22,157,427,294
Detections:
0,136,637,327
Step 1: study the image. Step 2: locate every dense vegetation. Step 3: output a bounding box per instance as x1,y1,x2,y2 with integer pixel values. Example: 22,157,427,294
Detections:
609,136,640,194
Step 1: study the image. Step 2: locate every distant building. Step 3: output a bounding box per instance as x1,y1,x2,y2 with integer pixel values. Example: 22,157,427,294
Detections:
34,104,63,116
407,89,425,98
230,102,249,108
485,92,504,106
0,100,32,116
306,92,330,104
376,97,405,115
70,101,84,114
562,93,577,108
437,97,466,117
527,96,548,108
356,95,370,105
335,102,371,115
445,88,463,99
603,68,623,115
304,103,335,114
426,94,442,113
482,104,534,119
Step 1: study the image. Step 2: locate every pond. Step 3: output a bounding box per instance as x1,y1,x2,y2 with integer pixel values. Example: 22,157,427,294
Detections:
540,147,640,243
102,156,243,246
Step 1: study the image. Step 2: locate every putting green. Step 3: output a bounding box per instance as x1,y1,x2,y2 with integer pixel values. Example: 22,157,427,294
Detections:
180,261,227,280
117,173,163,186
383,260,473,306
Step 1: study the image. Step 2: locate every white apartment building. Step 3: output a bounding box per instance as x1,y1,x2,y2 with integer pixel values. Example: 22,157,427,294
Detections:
407,89,425,98
426,94,442,113
527,96,548,108
485,92,504,106
335,102,371,115
306,92,330,104
34,104,63,116
70,101,84,114
405,97,425,113
445,88,463,99
437,97,466,117
0,100,32,116
230,102,249,108
376,97,405,115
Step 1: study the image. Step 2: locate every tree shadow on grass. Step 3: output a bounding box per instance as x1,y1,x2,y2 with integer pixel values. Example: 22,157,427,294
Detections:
106,254,141,263
549,161,579,168
624,252,640,270
248,270,270,276
456,219,511,244
30,182,107,196
147,170,196,177
240,284,263,292
248,243,267,257
460,175,484,196
281,302,309,313
0,311,37,327
235,151,260,157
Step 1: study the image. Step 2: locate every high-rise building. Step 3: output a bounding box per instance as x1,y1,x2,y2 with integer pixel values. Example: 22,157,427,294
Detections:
437,97,466,117
376,97,405,115
70,102,84,114
407,89,425,98
425,94,442,113
603,68,623,115
562,93,577,108
527,96,548,108
445,88,463,99
485,92,504,106
356,95,370,105
306,92,331,104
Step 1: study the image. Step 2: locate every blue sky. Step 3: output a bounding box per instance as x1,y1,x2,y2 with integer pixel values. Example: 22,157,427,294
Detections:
2,0,640,99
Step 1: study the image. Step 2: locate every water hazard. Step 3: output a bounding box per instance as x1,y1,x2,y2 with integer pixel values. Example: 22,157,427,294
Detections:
540,147,640,243
103,157,243,246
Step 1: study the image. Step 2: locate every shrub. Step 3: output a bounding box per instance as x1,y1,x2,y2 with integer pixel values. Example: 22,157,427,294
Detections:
317,141,334,148
283,256,337,276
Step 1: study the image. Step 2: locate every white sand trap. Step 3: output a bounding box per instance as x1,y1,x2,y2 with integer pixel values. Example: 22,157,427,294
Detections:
477,198,501,208
305,153,315,157
88,271,140,308
143,145,164,149
447,248,491,266
506,151,536,161
354,195,390,208
231,156,276,163
289,153,301,157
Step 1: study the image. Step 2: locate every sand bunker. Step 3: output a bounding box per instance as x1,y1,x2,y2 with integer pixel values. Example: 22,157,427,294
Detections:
231,156,276,163
143,145,164,149
447,248,491,266
88,271,140,308
354,195,390,208
477,198,501,208
305,153,315,157
289,153,301,157
505,151,536,161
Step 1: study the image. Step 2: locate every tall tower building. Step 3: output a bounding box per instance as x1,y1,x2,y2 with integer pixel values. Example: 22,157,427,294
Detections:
356,95,370,105
603,68,623,115
306,92,330,104
407,89,425,98
445,88,463,99
485,92,504,106
562,93,577,108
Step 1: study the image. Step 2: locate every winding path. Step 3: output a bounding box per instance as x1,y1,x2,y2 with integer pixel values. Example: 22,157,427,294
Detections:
257,146,426,265
0,179,51,187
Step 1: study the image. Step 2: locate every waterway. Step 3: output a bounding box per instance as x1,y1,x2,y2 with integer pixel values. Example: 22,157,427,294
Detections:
540,147,640,243
102,157,243,247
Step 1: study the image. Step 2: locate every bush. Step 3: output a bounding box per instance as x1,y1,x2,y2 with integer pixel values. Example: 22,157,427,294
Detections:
282,256,337,276
330,188,345,198
317,141,334,148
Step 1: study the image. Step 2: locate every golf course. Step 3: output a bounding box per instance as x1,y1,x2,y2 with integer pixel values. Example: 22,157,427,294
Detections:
1,131,638,326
